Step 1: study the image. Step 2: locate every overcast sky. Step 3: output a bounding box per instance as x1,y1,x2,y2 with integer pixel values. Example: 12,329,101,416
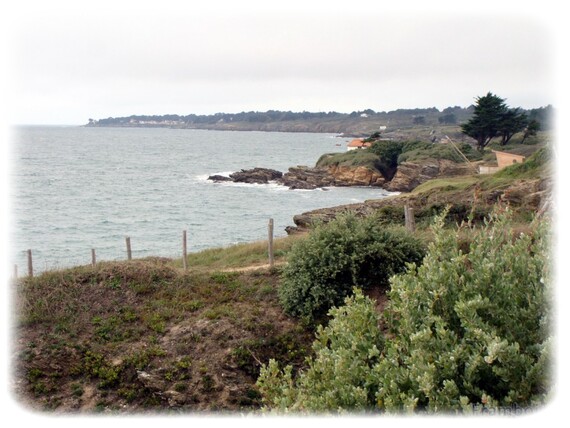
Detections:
2,0,563,125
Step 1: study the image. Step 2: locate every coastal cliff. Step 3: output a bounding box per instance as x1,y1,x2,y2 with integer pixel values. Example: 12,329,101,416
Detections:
208,157,474,192
280,165,385,189
207,139,549,236
326,164,385,187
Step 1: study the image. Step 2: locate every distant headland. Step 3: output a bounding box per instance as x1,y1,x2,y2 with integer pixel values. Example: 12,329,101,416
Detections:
84,105,553,137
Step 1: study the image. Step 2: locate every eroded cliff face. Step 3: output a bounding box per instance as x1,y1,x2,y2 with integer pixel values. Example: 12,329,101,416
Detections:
279,166,335,190
326,165,386,187
280,165,385,189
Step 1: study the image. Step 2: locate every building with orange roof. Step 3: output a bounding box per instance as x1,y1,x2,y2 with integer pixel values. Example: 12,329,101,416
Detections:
347,138,372,151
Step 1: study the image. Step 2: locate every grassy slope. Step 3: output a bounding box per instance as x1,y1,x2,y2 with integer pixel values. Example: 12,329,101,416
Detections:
402,145,551,229
316,150,383,171
13,239,313,413
315,135,486,173
410,145,549,195
181,234,304,273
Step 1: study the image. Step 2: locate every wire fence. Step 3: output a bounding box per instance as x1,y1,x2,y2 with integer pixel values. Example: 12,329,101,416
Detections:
13,218,283,279
14,209,417,279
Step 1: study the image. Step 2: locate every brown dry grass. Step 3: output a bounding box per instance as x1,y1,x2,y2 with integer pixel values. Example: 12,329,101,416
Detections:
12,258,314,413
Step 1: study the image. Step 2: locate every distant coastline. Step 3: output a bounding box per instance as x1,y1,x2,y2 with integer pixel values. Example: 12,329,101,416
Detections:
84,106,478,137
85,105,554,139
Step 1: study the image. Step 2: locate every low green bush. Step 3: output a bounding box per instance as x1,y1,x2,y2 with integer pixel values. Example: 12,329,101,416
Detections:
368,140,404,168
278,213,425,325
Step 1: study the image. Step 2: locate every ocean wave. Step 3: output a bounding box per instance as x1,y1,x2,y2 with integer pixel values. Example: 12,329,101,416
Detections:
204,176,332,192
195,171,234,181
215,180,288,191
290,187,327,192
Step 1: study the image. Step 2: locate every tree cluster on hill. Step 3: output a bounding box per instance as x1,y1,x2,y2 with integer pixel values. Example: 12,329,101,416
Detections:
461,93,551,151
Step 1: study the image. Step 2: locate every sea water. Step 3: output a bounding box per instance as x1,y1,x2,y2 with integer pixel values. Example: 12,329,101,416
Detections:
10,126,394,273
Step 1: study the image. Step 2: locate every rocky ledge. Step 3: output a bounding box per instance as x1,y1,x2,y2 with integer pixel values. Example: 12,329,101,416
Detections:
286,176,551,234
208,158,480,193
208,165,386,190
206,159,552,236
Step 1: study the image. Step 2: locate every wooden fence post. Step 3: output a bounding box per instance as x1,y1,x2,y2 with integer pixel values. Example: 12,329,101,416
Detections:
408,207,416,232
268,218,274,267
27,249,33,277
182,230,188,271
126,237,132,260
91,248,97,267
405,205,416,233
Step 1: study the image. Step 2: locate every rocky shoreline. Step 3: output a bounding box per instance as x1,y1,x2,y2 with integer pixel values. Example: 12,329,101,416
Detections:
207,157,550,235
206,160,481,233
208,158,475,192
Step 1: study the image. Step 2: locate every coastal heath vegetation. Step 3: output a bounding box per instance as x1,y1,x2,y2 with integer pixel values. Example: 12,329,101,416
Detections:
258,209,551,413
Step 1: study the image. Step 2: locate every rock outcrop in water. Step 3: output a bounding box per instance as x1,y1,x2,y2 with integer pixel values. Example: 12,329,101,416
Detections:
279,166,334,190
208,165,387,190
230,168,283,184
207,175,233,182
208,168,283,184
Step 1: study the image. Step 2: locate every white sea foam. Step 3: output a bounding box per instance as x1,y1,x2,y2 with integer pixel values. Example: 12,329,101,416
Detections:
195,171,234,181
216,180,288,191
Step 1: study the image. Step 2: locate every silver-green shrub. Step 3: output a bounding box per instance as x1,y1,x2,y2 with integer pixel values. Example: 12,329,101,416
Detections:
257,289,383,413
377,209,551,412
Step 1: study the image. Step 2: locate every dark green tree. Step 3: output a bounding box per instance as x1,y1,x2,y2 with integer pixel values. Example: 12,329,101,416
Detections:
461,92,509,151
498,108,528,145
368,140,404,168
